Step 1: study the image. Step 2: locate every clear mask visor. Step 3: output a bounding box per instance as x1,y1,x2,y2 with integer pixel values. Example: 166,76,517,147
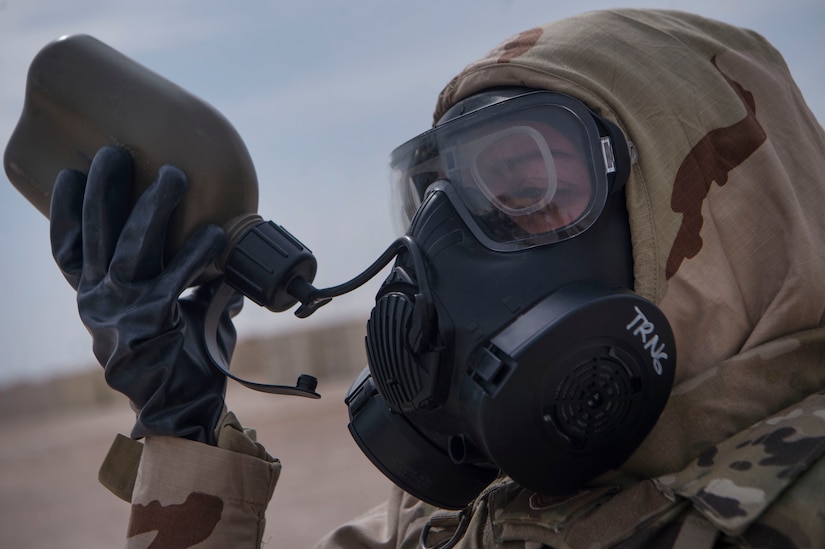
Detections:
389,92,619,251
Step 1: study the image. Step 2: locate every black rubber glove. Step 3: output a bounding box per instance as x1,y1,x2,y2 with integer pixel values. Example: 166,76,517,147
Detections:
49,146,242,445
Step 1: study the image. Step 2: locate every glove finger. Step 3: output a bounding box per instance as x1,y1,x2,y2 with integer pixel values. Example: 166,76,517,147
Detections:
50,169,87,289
110,165,188,282
152,223,226,298
81,147,134,286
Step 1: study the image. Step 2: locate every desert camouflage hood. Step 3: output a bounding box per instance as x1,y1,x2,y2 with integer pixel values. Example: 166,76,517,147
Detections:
435,9,825,479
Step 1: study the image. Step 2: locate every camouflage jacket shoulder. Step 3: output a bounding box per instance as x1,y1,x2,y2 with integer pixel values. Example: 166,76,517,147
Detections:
401,391,825,549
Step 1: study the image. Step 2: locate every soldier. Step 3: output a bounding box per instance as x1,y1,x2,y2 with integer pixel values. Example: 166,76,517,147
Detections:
49,8,825,548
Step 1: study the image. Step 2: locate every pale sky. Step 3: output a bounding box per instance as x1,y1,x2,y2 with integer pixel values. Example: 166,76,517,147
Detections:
1,0,823,387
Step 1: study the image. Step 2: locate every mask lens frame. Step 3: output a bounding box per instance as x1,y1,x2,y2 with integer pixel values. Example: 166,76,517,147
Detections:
389,91,625,251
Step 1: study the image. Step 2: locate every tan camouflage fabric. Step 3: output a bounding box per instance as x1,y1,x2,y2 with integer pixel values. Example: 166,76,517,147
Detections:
114,8,825,548
103,412,280,548
316,8,825,548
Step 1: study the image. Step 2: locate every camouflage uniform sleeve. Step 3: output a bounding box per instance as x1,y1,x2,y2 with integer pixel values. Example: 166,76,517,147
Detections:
99,411,281,548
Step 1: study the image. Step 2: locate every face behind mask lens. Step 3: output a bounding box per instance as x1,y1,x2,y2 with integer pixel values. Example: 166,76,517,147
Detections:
457,124,558,216
389,91,617,250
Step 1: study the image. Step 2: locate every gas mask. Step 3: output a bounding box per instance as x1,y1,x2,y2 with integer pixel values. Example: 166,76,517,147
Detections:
344,89,676,509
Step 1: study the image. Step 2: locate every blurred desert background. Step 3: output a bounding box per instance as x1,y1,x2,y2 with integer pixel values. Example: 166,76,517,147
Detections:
0,319,394,548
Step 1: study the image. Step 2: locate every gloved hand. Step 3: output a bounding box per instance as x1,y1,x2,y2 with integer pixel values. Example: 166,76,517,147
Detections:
49,146,243,445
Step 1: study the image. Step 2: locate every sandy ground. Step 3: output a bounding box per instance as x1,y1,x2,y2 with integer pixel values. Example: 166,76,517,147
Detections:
0,378,394,548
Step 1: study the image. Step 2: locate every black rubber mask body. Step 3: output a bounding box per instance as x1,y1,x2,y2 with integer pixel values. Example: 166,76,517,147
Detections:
347,182,676,509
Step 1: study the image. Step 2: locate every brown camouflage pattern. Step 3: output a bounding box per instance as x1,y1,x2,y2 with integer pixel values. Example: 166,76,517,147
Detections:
128,492,223,548
439,0,825,497
665,56,767,279
319,8,825,548
125,434,279,548
116,9,825,548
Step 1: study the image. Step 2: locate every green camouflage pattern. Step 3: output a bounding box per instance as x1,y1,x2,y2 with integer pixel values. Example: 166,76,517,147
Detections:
656,391,825,542
319,391,825,548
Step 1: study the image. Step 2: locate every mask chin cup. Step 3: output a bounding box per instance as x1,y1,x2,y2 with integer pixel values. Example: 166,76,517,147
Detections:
345,370,498,510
